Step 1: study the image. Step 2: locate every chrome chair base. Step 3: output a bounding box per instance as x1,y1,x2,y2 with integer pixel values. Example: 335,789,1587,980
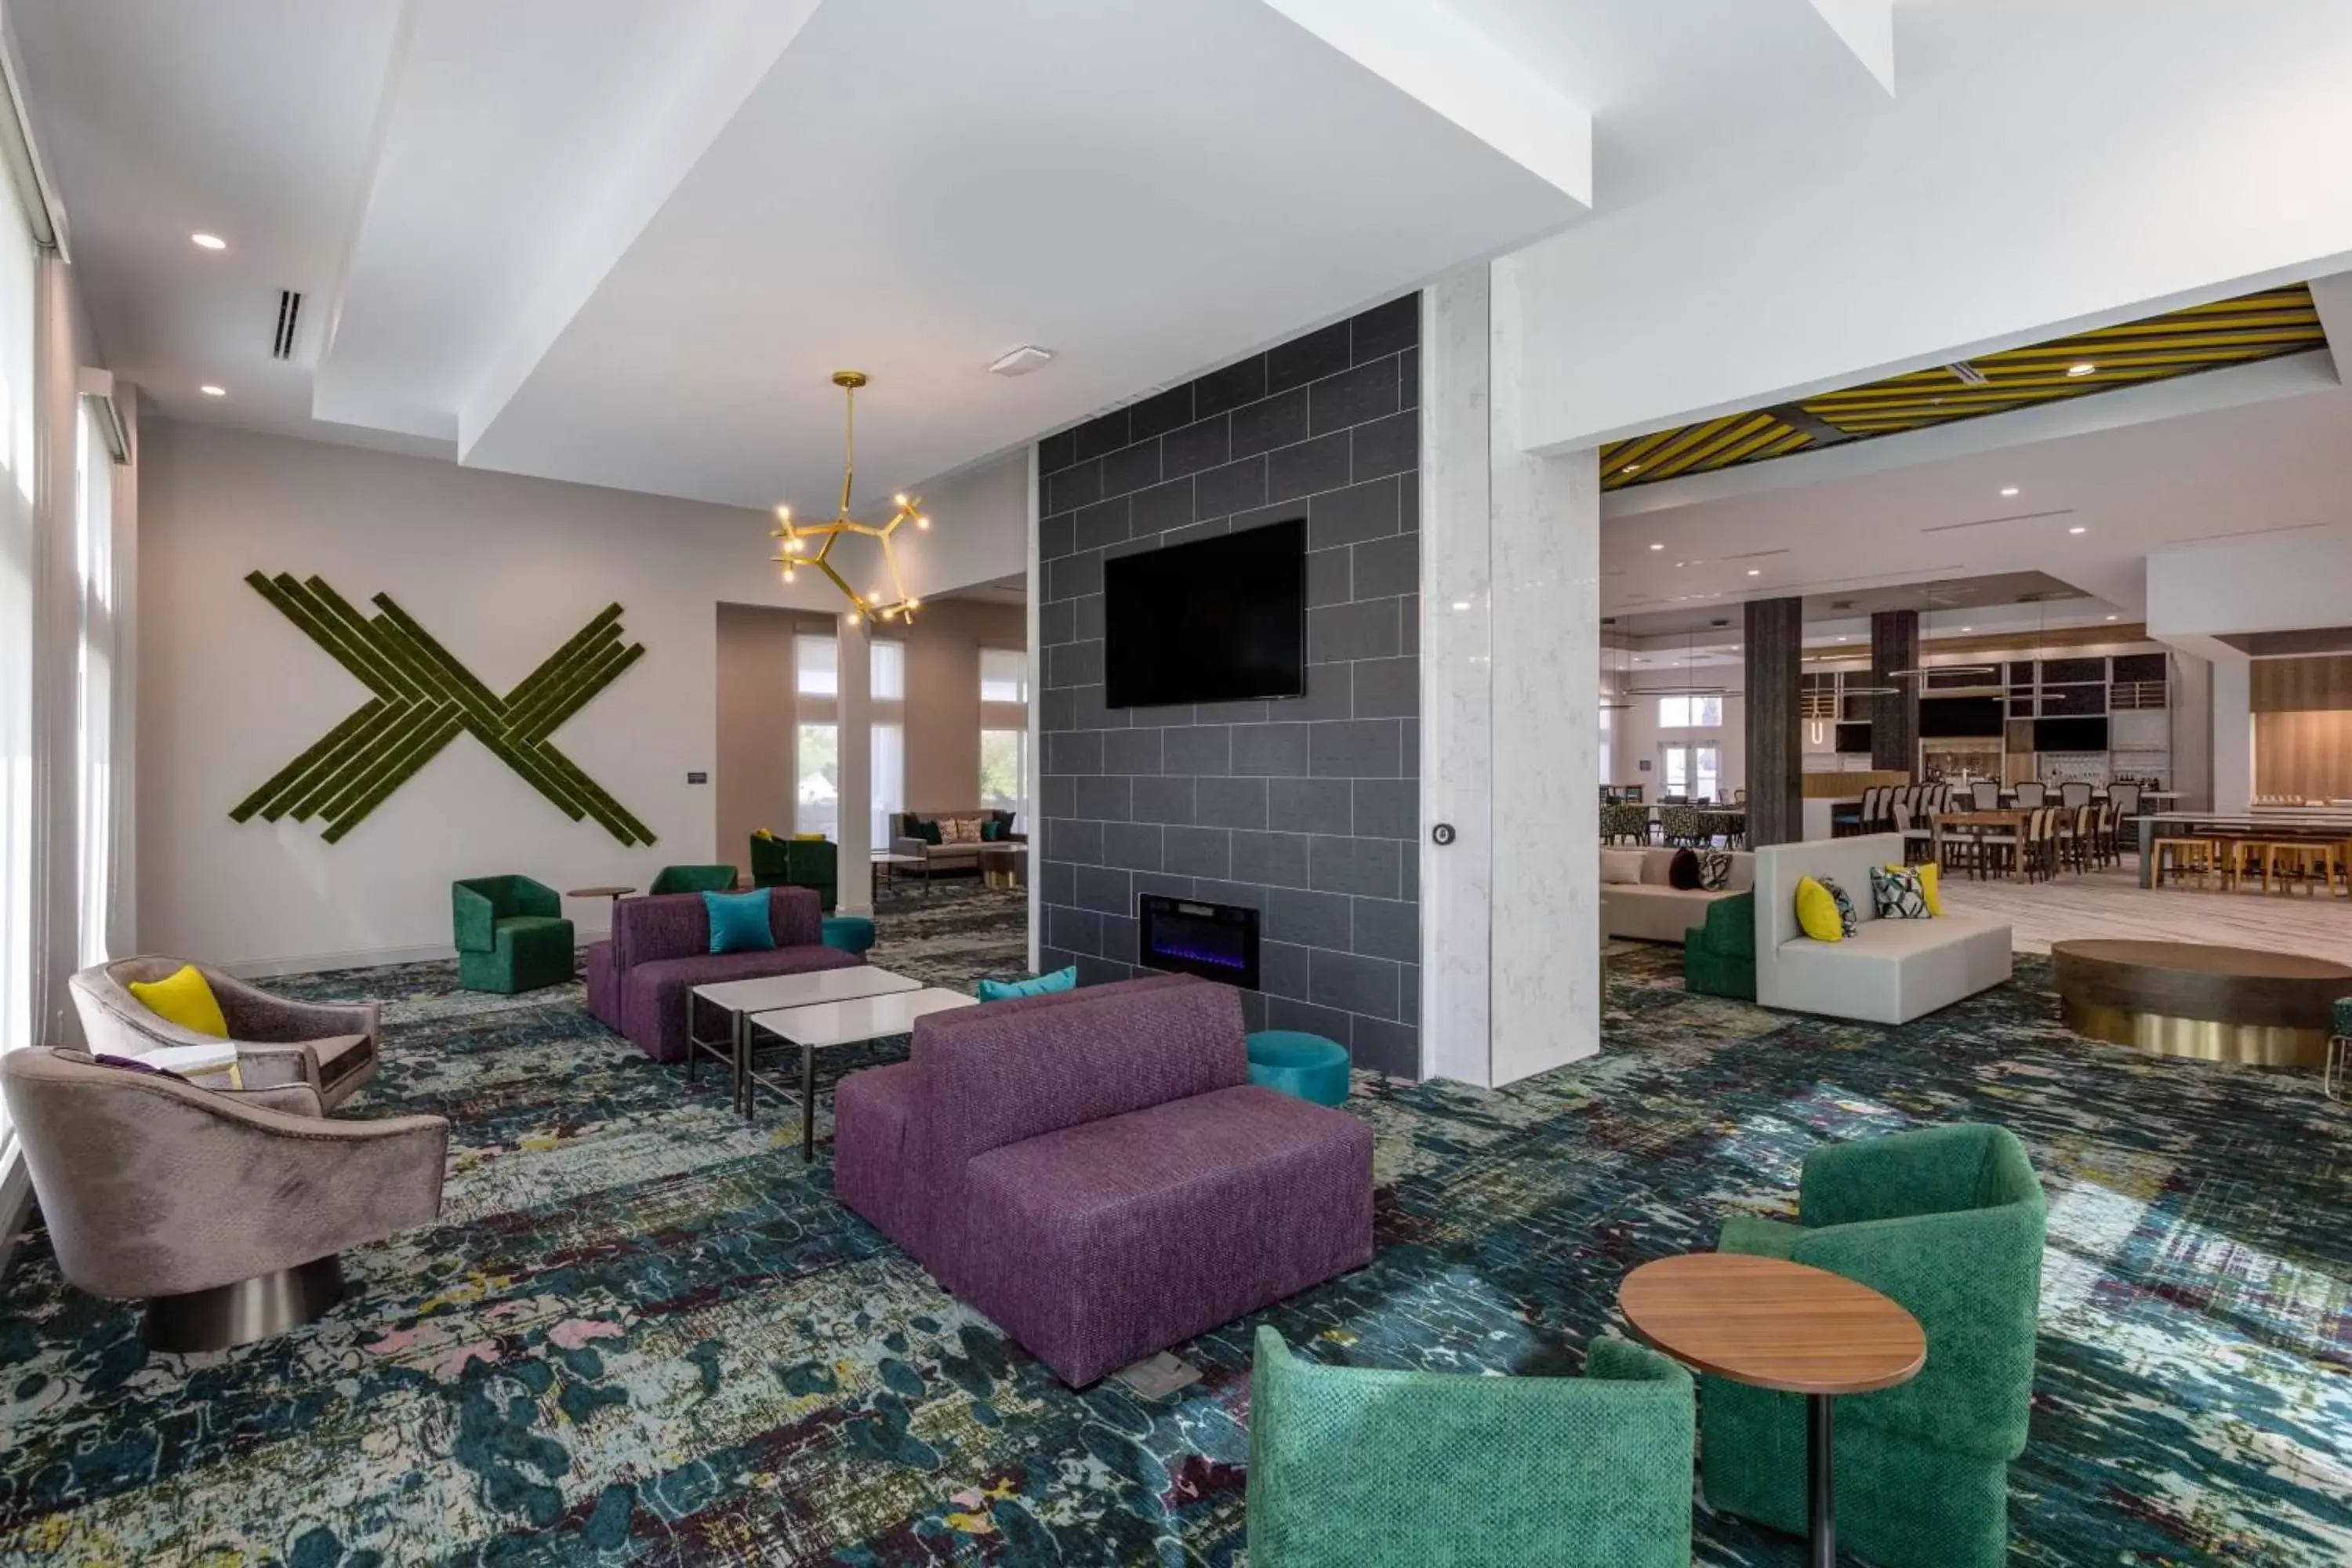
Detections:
144,1255,343,1352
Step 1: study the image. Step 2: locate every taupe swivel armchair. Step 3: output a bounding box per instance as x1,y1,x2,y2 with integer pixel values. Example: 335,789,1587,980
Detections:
0,1048,446,1350
70,956,379,1110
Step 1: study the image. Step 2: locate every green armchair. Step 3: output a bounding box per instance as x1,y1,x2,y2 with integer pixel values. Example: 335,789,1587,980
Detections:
452,876,574,994
1702,1123,2045,1568
750,835,837,913
1682,890,1755,1000
1248,1325,1695,1567
648,863,738,895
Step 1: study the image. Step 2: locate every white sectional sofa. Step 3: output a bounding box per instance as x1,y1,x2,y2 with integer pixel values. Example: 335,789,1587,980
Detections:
1601,848,1755,943
1752,833,2013,1024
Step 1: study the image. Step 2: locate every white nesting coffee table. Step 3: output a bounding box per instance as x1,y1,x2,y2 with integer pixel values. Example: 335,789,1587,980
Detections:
748,986,979,1160
689,967,920,1116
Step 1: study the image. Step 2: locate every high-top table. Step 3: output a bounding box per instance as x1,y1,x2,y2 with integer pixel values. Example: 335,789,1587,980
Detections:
1621,1253,1925,1568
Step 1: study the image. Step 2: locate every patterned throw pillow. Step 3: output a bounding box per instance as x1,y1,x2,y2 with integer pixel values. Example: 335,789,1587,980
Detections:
1817,875,1859,938
944,817,984,845
1697,850,1733,891
1871,864,1932,920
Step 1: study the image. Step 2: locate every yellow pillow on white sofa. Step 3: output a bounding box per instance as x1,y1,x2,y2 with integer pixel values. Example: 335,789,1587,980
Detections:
1794,877,1846,943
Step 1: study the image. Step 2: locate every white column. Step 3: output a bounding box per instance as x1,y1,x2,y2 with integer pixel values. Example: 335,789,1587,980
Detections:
1489,254,1600,1083
2211,655,2253,815
837,611,873,913
1417,259,1602,1088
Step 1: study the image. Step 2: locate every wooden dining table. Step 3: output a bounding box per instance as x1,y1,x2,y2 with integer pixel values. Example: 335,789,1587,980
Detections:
1930,808,2034,883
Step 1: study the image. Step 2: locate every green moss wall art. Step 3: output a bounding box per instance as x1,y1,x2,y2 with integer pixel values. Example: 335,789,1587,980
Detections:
230,572,656,846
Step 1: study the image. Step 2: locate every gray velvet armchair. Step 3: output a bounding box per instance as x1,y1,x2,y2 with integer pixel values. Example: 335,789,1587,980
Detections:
69,956,379,1110
0,1047,446,1350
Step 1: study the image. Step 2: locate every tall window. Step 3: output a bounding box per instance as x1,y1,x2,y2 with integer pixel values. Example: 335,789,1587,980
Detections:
869,639,906,845
1657,694,1722,728
74,403,117,964
978,646,1029,826
0,150,38,1160
793,635,838,837
1661,742,1722,801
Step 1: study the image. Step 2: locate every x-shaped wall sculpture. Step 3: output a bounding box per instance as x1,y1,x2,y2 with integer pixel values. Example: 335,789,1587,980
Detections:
230,572,655,845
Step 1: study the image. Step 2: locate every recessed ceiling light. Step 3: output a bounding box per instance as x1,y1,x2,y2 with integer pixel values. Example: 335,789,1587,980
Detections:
191,232,227,250
2000,486,2019,497
1835,636,1848,642
2068,525,2087,534
1649,542,1664,551
1747,568,1761,576
2066,362,2096,377
1623,463,1642,474
2105,615,2118,622
199,384,226,397
1960,626,1973,632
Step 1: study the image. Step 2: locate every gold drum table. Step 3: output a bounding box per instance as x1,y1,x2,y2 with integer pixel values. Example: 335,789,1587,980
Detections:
2050,939,2352,1067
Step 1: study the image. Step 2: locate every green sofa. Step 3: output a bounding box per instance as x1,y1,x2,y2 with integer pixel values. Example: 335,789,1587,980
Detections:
1248,1325,1694,1567
750,835,837,913
452,876,574,994
648,864,738,895
1682,889,1755,1000
1702,1123,2046,1568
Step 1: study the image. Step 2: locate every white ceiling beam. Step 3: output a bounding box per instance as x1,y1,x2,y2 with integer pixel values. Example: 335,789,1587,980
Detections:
2307,269,2352,379
1258,0,1592,209
1806,0,1896,95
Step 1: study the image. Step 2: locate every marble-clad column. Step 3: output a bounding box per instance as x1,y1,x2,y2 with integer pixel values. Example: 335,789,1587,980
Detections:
837,610,873,915
1419,259,1601,1087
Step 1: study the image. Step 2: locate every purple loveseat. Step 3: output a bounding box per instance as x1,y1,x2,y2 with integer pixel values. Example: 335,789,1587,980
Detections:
833,974,1374,1386
585,887,861,1062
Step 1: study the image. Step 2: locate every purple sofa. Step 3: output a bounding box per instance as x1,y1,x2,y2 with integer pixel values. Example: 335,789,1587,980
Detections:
833,974,1374,1386
585,887,862,1062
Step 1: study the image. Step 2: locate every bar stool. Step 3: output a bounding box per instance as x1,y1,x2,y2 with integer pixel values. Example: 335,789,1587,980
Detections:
2265,840,2343,897
2222,838,2272,892
2153,837,2219,889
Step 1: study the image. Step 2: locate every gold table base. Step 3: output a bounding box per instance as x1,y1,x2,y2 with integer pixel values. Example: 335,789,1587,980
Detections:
2062,1000,2328,1068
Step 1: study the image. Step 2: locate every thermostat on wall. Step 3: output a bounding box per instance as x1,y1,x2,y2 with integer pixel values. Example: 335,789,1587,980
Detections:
686,771,708,785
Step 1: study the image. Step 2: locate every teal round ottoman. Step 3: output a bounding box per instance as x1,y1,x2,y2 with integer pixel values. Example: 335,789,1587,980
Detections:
822,915,877,956
1247,1030,1350,1106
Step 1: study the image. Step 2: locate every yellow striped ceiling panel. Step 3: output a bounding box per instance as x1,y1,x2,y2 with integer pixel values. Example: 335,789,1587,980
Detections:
1600,284,2325,490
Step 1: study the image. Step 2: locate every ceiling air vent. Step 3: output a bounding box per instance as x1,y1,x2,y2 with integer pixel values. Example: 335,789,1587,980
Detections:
270,289,303,361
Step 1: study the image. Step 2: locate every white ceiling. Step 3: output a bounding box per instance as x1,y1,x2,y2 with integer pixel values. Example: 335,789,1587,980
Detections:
9,0,1983,517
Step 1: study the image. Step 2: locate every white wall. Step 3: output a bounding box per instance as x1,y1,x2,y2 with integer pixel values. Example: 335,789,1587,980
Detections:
136,422,1024,971
2146,525,2352,641
1514,0,2352,448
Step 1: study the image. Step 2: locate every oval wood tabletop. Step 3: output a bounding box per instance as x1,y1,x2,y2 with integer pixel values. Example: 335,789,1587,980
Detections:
2049,939,2352,982
565,885,635,899
1618,1254,1925,1396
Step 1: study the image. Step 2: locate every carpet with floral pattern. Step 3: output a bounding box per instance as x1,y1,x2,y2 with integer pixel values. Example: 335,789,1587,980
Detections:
1,904,2346,1565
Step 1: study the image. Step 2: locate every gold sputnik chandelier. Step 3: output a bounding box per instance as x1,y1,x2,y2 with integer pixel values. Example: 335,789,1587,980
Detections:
771,370,931,623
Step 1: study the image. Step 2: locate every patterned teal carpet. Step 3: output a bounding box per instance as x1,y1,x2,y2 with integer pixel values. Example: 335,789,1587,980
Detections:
2,893,2347,1565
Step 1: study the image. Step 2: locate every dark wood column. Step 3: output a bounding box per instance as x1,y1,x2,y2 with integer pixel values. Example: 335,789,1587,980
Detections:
1871,608,1920,776
1744,597,1804,848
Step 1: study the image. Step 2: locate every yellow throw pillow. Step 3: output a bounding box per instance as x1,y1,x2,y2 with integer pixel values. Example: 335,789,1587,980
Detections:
127,964,229,1036
753,827,775,840
1794,877,1846,943
1890,860,1944,917
792,833,826,842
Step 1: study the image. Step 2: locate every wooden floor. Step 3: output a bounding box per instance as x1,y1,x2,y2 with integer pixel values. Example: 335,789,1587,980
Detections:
1940,854,2352,961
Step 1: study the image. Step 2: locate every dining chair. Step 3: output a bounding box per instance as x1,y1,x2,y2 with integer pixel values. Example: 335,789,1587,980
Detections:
1969,780,2002,811
2013,781,2048,808
2059,782,2092,809
2108,782,2141,818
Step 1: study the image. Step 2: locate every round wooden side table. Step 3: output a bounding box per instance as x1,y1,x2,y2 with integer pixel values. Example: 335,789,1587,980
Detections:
565,884,634,910
1619,1252,1925,1567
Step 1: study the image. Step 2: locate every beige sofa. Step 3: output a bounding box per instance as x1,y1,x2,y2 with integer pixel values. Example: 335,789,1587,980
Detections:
1602,847,1755,943
1753,833,2013,1024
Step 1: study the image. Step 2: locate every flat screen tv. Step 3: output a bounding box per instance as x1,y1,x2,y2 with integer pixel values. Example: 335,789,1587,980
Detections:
1920,695,2004,738
2033,716,2110,752
1104,518,1306,708
1835,721,1872,753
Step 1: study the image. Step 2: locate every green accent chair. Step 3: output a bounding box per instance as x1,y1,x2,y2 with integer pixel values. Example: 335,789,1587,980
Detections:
1249,1326,1694,1568
750,836,837,913
1702,1123,2046,1568
648,864,738,895
1246,1030,1351,1105
822,915,876,956
1682,890,1755,1000
452,876,574,994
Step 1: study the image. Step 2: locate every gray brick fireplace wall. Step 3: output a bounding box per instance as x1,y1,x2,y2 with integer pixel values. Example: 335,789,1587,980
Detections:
1034,296,1421,1076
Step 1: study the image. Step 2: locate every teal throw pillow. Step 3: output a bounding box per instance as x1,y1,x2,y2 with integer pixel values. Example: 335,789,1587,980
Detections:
703,889,776,955
981,818,1000,841
916,818,942,846
976,965,1078,1003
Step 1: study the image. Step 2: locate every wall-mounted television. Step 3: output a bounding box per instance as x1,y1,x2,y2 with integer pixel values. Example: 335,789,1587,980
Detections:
1920,695,2004,738
2033,716,2110,752
1835,721,1873,753
1104,518,1307,709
